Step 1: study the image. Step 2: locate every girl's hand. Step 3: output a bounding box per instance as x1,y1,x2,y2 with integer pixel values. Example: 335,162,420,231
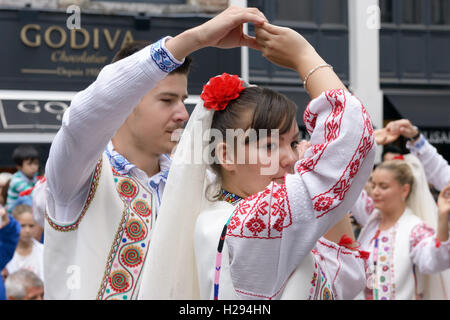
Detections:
255,22,314,71
166,6,267,60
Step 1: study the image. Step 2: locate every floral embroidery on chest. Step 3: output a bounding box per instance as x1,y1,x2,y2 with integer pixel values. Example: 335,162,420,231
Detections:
226,182,293,239
97,168,154,300
370,228,396,300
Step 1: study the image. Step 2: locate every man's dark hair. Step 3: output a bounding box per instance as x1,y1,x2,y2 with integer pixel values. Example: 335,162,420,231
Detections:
382,143,405,159
12,145,39,167
111,40,192,75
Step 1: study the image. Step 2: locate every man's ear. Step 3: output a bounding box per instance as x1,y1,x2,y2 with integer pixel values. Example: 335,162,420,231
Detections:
216,142,236,172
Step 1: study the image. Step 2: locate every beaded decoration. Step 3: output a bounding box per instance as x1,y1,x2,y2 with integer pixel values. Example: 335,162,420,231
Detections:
218,189,242,205
214,189,242,299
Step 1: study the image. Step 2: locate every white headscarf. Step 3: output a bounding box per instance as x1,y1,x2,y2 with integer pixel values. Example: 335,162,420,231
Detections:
403,154,438,228
138,74,252,299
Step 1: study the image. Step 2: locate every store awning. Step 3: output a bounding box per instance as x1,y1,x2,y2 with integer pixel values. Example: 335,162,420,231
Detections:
384,90,450,128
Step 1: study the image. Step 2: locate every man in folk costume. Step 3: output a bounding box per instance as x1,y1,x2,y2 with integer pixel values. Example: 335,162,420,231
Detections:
43,6,268,299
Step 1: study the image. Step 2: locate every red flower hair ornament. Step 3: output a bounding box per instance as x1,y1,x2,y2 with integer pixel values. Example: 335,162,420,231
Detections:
200,73,245,111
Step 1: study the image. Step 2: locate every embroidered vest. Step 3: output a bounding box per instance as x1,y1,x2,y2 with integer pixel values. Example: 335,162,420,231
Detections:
44,153,156,300
358,208,424,300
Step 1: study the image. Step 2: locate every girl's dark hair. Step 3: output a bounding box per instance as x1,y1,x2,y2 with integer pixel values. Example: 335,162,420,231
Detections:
207,86,298,198
12,145,39,167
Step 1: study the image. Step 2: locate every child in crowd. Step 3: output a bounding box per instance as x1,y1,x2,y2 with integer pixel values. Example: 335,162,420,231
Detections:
4,204,44,282
6,145,40,213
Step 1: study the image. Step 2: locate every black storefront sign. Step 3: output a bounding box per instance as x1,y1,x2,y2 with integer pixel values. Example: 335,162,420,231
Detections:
0,98,69,133
0,8,241,93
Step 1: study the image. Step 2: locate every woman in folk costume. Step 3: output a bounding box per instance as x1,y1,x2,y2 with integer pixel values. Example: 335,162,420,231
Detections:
351,155,450,300
138,22,376,300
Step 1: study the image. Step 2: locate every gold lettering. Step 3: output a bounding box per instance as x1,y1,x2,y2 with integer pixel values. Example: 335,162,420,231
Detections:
44,26,67,49
70,28,90,49
93,28,99,50
121,30,135,49
20,24,41,47
103,29,121,50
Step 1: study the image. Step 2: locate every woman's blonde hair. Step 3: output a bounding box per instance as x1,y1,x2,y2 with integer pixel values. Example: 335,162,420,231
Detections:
376,160,414,200
377,155,437,228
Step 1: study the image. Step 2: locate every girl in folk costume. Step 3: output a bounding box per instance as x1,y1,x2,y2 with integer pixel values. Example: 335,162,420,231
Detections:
139,23,375,300
351,155,450,300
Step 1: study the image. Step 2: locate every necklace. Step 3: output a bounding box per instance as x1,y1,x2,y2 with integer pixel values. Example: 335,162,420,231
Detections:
218,189,242,205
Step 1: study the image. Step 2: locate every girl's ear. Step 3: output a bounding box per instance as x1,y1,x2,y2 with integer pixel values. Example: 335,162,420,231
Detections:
216,142,236,172
401,183,411,202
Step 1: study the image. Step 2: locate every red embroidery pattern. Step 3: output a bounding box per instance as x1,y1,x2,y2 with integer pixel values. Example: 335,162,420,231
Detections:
297,90,347,176
303,102,318,135
308,91,374,219
409,223,435,249
226,182,292,239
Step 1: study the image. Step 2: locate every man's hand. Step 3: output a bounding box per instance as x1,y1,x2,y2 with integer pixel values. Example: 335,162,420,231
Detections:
166,6,267,60
385,119,419,140
255,22,314,72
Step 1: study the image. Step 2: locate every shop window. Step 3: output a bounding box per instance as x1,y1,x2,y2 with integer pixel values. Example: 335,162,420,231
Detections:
402,0,422,24
380,0,394,23
431,0,450,25
275,0,314,22
321,0,344,24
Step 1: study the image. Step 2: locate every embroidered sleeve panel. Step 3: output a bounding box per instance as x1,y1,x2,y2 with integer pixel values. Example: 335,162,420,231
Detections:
409,223,435,250
298,90,375,219
409,223,450,274
150,36,184,74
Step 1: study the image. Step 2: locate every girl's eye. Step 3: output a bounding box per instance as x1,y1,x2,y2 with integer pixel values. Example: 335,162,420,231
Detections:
291,141,299,149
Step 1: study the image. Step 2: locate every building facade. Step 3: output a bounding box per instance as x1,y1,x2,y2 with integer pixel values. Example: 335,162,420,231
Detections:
0,0,448,170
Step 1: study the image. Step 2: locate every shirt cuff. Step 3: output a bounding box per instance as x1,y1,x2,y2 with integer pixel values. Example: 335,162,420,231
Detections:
150,36,185,74
406,134,426,152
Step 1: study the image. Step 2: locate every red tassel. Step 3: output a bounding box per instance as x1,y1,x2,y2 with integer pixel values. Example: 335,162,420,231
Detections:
359,250,370,260
435,239,441,248
338,234,354,247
